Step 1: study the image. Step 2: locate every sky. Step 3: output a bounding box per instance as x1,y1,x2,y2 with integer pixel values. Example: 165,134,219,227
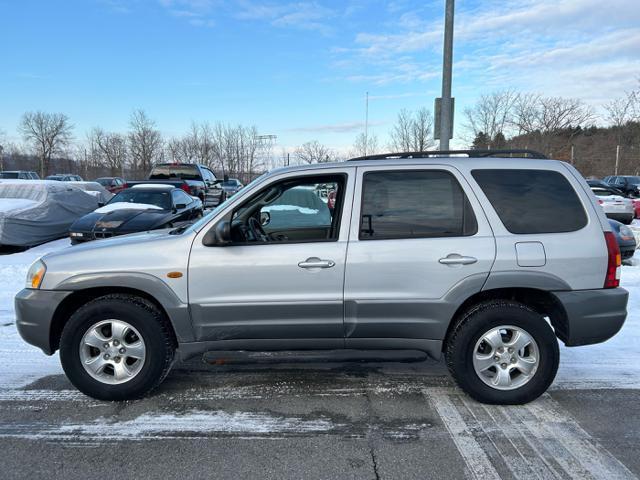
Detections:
0,0,639,153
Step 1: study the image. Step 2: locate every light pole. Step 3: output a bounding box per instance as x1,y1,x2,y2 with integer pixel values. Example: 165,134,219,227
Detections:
364,91,369,156
437,0,455,150
0,145,4,171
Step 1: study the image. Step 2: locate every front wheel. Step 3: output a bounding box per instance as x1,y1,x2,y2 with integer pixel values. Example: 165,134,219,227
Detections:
59,294,175,401
445,300,559,404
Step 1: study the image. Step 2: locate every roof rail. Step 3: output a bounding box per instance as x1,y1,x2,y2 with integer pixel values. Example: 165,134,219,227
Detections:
347,149,548,161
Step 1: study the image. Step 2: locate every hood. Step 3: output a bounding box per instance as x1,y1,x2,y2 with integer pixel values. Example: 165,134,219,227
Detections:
71,208,172,233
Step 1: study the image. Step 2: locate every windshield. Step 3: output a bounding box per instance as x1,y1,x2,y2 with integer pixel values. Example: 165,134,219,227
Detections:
223,180,240,187
625,176,640,184
0,172,19,179
109,190,171,209
96,178,112,186
150,165,201,181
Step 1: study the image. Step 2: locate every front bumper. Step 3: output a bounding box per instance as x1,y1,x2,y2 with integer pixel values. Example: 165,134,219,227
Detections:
552,288,628,346
15,289,72,355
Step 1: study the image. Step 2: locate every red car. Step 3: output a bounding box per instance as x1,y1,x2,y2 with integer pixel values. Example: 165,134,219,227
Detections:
631,198,640,219
95,177,127,194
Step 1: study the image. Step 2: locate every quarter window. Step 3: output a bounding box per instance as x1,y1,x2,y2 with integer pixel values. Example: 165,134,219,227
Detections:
471,169,588,234
359,170,477,240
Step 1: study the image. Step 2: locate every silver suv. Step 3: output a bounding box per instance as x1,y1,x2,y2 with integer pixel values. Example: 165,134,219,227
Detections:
15,151,628,404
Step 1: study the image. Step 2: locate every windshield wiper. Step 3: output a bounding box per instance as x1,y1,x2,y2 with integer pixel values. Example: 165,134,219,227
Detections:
169,224,190,235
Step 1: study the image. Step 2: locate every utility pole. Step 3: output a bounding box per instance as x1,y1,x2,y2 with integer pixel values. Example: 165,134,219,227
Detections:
0,145,4,172
437,0,455,150
364,91,369,156
615,145,620,175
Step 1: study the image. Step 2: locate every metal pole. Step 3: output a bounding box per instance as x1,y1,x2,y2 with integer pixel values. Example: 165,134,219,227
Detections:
615,145,620,175
0,145,4,172
364,91,369,156
570,144,574,165
439,0,454,151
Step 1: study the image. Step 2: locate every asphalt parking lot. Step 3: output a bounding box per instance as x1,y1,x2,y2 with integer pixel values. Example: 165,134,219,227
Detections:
1,352,639,480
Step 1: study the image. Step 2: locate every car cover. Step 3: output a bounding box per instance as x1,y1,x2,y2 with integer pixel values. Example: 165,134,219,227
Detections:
72,182,114,204
0,180,100,246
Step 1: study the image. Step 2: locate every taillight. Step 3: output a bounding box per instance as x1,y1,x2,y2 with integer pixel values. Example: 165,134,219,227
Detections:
604,231,621,288
181,183,192,195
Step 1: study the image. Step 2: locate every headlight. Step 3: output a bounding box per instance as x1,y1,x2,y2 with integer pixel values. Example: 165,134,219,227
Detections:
25,260,46,289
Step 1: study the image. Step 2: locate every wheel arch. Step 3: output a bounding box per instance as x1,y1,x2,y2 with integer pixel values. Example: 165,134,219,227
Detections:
443,287,569,351
49,274,194,353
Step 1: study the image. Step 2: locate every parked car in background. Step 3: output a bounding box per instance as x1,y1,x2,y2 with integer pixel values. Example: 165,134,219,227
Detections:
96,177,127,194
0,180,99,247
591,187,635,224
46,174,83,182
608,219,637,262
146,163,225,207
15,151,628,405
587,179,624,195
68,184,203,244
221,178,243,197
72,181,114,204
0,170,39,179
604,175,640,197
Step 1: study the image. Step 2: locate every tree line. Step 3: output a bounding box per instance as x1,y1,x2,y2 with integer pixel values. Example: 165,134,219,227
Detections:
2,83,639,180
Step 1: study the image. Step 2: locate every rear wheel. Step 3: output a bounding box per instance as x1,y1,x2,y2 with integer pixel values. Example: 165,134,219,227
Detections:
60,294,175,401
445,300,559,404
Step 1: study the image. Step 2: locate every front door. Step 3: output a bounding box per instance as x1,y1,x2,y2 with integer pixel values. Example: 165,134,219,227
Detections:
343,165,496,347
188,169,354,348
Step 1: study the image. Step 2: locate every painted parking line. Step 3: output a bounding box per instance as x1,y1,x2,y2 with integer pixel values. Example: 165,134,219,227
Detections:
426,389,637,480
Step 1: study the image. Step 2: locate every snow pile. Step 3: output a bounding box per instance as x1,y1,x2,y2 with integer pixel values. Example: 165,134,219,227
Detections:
95,202,163,214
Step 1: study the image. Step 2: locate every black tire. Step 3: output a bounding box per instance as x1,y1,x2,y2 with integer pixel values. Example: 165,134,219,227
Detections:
445,300,559,405
59,294,175,401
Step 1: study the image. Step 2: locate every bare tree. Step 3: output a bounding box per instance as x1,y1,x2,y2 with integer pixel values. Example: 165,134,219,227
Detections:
91,128,128,176
352,132,379,157
294,140,335,164
512,95,595,135
19,111,73,177
464,90,518,142
388,107,434,152
128,109,162,177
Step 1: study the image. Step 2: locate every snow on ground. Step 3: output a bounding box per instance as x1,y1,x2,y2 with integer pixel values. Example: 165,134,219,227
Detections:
0,239,71,388
0,238,639,391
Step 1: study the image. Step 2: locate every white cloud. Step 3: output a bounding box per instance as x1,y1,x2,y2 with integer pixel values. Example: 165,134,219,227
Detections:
235,1,335,33
334,0,640,104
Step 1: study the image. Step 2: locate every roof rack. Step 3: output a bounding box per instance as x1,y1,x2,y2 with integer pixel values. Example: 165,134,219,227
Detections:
347,149,548,161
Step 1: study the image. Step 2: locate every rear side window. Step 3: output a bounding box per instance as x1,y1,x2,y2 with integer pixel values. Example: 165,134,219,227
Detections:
471,169,587,234
360,170,477,240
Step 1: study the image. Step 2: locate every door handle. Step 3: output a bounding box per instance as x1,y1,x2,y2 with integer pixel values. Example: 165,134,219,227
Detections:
298,257,336,269
438,254,478,266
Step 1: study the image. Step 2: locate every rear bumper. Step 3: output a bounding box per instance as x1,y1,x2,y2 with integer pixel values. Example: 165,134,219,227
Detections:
552,288,628,346
15,289,72,355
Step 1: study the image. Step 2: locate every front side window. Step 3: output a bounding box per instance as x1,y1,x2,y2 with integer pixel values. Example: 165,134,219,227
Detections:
172,190,193,206
360,170,477,240
472,169,587,234
230,175,345,244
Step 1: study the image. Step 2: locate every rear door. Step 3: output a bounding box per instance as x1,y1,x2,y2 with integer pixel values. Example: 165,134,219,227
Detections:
343,165,496,346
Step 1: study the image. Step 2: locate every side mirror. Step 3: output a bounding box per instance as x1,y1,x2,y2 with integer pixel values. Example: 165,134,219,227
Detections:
260,211,271,226
98,202,105,208
175,203,187,210
203,220,232,246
